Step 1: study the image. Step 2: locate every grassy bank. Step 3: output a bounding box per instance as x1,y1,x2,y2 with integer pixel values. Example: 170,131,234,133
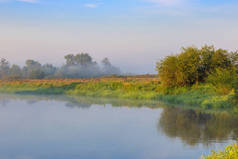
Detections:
0,76,236,110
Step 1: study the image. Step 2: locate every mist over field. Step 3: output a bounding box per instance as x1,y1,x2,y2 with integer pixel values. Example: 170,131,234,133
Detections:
0,53,121,79
1,1,238,159
1,0,238,73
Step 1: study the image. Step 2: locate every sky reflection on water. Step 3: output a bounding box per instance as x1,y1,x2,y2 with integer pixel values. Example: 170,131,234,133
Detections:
0,94,236,159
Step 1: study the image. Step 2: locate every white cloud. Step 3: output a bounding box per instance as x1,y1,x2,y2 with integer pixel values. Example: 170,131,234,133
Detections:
145,0,184,5
17,0,38,3
0,0,39,3
84,3,98,8
84,0,102,8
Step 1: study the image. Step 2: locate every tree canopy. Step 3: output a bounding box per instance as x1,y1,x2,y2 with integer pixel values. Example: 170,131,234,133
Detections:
0,53,121,80
157,45,238,87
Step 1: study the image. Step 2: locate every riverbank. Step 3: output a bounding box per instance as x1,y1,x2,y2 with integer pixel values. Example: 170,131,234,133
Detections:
0,76,236,110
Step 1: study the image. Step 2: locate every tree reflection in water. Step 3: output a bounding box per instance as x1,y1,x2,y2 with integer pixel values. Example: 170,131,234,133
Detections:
158,107,238,146
1,93,238,147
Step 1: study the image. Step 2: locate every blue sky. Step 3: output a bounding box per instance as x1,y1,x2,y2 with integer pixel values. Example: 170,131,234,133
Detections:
0,0,238,73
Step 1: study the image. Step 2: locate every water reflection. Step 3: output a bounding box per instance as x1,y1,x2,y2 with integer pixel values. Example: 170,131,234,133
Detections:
0,93,238,148
158,107,238,146
0,94,164,109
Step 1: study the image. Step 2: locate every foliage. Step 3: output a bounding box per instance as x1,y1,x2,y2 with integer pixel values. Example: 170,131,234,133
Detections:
0,58,10,79
0,77,235,110
0,45,237,110
156,55,179,87
201,143,238,159
8,65,22,80
64,53,94,66
206,67,238,94
0,53,121,80
157,45,238,87
201,90,234,109
101,58,121,75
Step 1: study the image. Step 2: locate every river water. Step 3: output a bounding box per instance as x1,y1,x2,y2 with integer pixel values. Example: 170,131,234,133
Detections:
0,94,236,159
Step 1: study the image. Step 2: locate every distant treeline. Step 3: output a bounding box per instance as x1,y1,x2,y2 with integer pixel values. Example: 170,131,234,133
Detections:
0,53,121,79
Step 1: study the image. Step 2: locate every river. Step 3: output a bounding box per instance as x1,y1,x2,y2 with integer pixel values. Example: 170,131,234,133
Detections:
0,94,236,159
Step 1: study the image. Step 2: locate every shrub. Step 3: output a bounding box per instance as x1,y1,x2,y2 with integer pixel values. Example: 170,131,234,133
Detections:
157,45,237,87
201,143,238,159
206,67,238,94
201,90,234,109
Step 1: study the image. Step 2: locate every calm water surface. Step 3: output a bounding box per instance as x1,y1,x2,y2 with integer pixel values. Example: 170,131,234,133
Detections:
0,94,236,159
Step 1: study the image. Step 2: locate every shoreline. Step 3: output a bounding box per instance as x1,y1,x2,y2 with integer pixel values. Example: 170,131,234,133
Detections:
0,77,235,111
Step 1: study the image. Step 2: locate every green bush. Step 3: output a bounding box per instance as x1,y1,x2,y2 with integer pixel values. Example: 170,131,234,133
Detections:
206,67,238,94
201,90,234,109
157,45,238,87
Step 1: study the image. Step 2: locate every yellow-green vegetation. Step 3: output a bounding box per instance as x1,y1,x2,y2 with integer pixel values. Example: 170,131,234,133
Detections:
0,76,236,110
0,45,237,110
201,143,238,159
156,45,238,110
157,45,238,87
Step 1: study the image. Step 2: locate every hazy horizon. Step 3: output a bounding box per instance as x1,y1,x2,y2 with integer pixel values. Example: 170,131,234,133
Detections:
1,0,238,74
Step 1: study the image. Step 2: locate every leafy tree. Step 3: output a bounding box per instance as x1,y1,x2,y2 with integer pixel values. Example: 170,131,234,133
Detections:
176,47,201,85
63,53,104,78
156,56,179,87
24,60,44,79
64,53,94,66
0,53,121,79
0,58,10,79
42,64,57,78
8,64,22,80
101,58,121,75
206,67,238,91
25,59,41,69
157,45,238,87
64,54,75,66
75,53,93,66
102,58,111,66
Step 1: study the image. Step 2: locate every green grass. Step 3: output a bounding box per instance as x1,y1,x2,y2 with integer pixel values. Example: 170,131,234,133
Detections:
0,78,236,110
